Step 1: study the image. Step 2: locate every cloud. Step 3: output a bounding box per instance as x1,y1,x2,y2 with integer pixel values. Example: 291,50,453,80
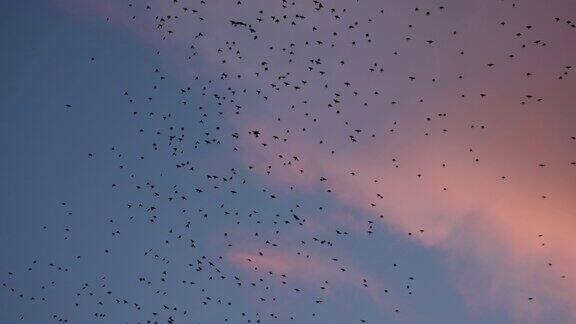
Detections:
226,245,388,308
55,0,576,321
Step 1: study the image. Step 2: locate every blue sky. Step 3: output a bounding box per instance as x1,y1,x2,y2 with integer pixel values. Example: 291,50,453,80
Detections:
1,0,575,323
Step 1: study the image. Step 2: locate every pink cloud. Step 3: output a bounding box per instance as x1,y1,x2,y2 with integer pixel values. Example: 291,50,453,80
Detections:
226,246,390,309
241,121,576,321
56,0,576,321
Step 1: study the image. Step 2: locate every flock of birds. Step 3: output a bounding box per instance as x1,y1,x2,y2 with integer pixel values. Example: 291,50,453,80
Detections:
3,0,576,323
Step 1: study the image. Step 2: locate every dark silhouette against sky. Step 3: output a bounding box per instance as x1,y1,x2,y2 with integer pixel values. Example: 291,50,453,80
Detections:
1,0,575,323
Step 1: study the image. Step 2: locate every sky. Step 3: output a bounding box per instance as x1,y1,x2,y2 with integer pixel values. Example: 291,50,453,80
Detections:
0,0,575,323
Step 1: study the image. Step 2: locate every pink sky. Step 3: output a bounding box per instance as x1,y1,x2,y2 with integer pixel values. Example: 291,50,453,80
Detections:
57,0,576,321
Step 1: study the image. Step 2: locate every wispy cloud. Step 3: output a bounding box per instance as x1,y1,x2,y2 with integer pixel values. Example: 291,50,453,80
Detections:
57,0,576,321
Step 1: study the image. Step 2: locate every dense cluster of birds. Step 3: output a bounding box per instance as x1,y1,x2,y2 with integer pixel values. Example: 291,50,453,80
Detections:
2,0,575,323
